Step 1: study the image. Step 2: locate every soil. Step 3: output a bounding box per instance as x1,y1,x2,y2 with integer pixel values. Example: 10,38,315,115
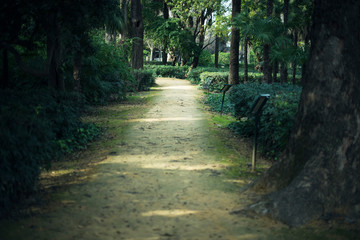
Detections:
0,78,356,240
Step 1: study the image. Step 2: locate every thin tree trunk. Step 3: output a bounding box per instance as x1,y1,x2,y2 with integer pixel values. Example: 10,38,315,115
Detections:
214,36,219,68
252,0,360,226
73,50,82,93
228,0,241,85
280,0,289,83
263,0,273,83
162,2,169,65
292,29,298,84
244,36,248,82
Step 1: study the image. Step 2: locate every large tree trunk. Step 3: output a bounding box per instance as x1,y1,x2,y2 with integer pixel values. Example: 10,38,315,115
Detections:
280,0,289,83
262,0,273,83
252,0,360,226
228,0,241,85
130,0,144,69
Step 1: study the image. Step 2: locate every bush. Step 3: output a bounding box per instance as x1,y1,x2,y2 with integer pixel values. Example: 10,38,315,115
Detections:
0,90,101,216
81,35,134,104
198,50,212,67
228,83,301,159
200,72,229,92
132,69,156,91
211,52,230,67
204,93,234,115
144,65,188,79
186,67,226,84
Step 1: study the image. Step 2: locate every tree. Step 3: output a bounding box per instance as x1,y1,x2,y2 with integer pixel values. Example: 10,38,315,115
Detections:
228,0,241,85
262,0,273,83
279,0,289,83
130,0,144,69
251,0,360,226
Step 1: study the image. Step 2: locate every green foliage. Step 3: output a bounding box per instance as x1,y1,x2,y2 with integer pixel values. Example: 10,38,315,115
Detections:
81,33,135,104
186,67,226,84
144,65,188,79
211,52,230,67
204,93,234,115
132,69,156,91
0,90,101,217
200,72,229,92
198,50,212,67
228,83,301,159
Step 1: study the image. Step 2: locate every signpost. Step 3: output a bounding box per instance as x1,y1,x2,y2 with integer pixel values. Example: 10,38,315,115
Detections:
220,84,232,115
250,94,270,172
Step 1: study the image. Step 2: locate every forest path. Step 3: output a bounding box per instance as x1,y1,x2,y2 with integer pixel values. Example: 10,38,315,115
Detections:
1,78,292,239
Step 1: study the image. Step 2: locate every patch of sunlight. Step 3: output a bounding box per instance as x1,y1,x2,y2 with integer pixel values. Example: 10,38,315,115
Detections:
46,169,73,177
127,117,203,123
141,163,223,171
142,209,199,217
153,86,193,90
223,179,249,184
235,234,261,240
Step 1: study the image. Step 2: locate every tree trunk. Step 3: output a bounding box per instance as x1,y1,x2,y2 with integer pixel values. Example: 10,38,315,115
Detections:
1,49,9,89
280,0,289,83
47,9,64,91
228,0,241,85
73,50,82,93
244,36,248,82
292,30,298,84
191,10,210,69
162,2,169,65
130,0,144,69
252,0,360,226
273,60,278,82
263,0,273,83
214,36,219,68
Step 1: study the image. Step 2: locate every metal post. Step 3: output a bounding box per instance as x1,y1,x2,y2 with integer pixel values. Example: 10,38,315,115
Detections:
252,113,260,172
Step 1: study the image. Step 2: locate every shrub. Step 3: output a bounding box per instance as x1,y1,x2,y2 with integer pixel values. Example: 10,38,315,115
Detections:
198,50,212,67
187,67,226,85
132,69,156,91
211,52,230,67
144,65,188,79
81,35,134,104
0,90,101,216
200,72,229,92
228,83,302,159
204,93,234,115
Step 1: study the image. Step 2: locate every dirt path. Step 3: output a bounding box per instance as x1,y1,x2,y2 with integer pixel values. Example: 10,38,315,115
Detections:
1,78,338,240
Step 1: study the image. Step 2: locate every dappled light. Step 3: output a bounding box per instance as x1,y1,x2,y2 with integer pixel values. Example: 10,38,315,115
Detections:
142,209,199,217
153,85,194,90
127,117,204,123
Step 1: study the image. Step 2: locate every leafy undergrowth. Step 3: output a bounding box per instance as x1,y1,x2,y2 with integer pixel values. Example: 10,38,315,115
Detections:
14,91,158,218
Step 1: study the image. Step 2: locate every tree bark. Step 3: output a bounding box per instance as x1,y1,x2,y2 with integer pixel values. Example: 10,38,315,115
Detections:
228,0,241,85
272,60,278,82
252,0,360,226
244,36,248,82
47,9,64,91
280,0,289,83
162,1,169,65
214,36,219,68
73,50,82,93
130,0,144,69
263,0,273,83
292,30,298,84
